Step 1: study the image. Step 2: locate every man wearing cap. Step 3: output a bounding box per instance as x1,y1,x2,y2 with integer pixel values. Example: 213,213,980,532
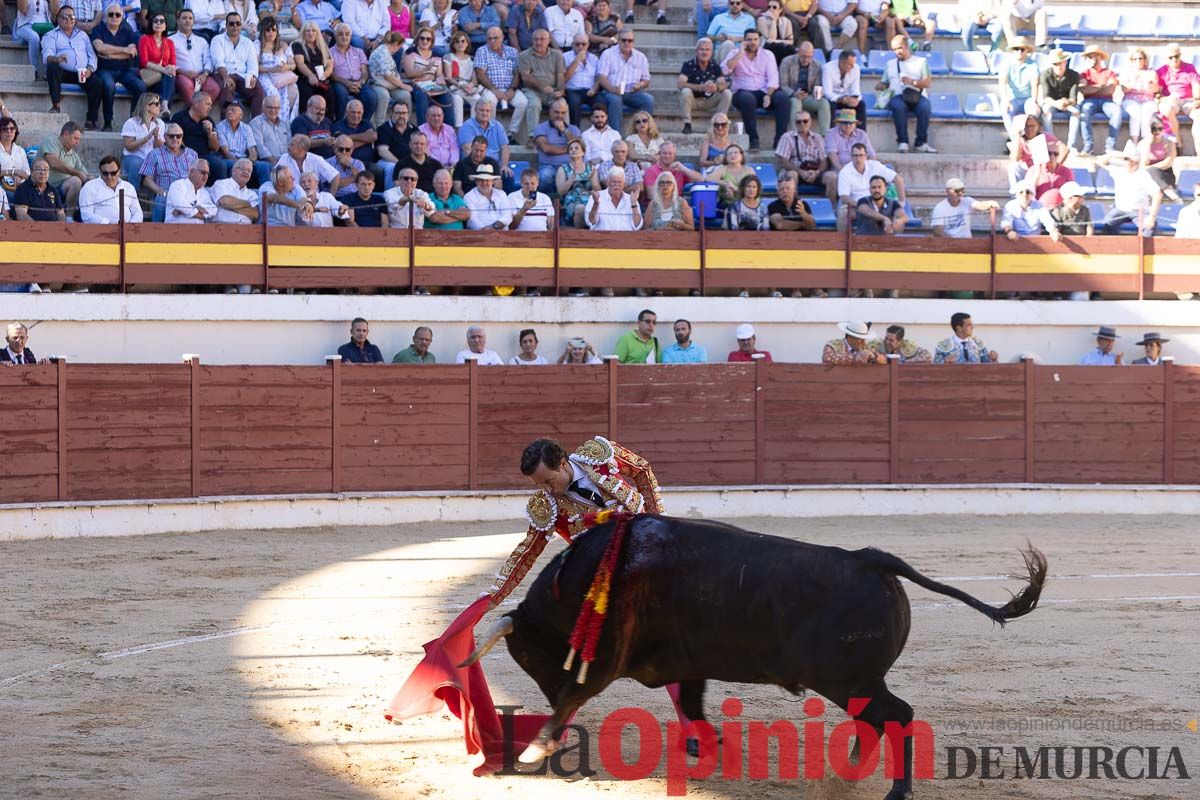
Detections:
1156,43,1200,157
1095,150,1161,236
1078,327,1123,366
1044,181,1093,242
1001,181,1048,239
615,309,660,364
931,177,999,239
874,324,931,364
999,37,1039,135
824,106,874,198
934,312,997,364
728,323,773,363
1132,333,1169,366
1076,45,1121,156
822,321,886,366
1001,0,1046,50
1039,48,1080,148
463,163,516,230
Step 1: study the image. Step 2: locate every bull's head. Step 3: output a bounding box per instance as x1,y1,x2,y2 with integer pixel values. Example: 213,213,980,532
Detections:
457,616,513,668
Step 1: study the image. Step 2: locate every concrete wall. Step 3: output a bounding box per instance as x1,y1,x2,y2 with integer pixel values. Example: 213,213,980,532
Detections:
6,295,1200,366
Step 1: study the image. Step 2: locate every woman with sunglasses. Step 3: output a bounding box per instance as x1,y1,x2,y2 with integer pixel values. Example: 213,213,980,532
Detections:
444,32,483,128
556,138,599,228
624,112,663,171
292,20,334,112
138,14,177,114
646,170,695,231
1119,47,1160,146
403,27,452,123
119,93,167,180
699,112,732,170
0,117,30,201
756,1,794,67
417,0,454,56
258,16,299,120
710,143,752,207
1139,120,1181,202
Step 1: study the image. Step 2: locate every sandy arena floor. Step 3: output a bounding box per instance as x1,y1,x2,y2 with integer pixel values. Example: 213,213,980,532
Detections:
2,514,1199,800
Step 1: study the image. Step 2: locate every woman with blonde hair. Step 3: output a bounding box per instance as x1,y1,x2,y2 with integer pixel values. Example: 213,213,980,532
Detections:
647,170,695,231
258,15,299,120
293,20,334,111
625,112,664,170
557,138,599,228
443,31,483,127
120,92,166,181
699,112,732,170
404,26,452,123
1119,47,1160,145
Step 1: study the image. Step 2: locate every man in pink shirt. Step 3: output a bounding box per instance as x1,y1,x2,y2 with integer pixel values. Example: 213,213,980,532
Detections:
1157,43,1200,154
418,105,459,167
721,29,789,150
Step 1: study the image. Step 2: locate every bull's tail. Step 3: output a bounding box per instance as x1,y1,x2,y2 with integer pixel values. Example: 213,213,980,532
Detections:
860,544,1047,626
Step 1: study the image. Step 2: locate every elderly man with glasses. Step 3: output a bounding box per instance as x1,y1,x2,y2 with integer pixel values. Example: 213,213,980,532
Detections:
677,38,730,135
545,0,586,50
474,27,527,145
564,33,600,127
594,29,653,129
42,6,103,125
1157,44,1200,157
250,95,290,165
80,154,142,223
780,40,827,133
165,158,217,223
775,111,826,193
140,122,197,220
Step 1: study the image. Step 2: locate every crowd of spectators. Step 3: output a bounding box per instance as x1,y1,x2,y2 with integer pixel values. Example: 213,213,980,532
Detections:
2,0,1200,298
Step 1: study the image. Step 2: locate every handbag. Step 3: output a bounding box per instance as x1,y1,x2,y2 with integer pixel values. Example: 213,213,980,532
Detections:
902,87,922,109
874,89,893,109
140,67,163,86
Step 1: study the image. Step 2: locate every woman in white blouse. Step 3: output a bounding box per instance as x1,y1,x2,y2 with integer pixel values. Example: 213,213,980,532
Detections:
119,93,167,182
257,15,299,119
0,114,30,199
509,329,549,364
12,0,53,81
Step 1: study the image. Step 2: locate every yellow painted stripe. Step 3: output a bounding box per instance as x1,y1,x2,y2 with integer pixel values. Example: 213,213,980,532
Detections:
997,253,1135,275
126,242,261,265
3,242,119,266
416,246,554,269
851,251,990,273
560,248,699,270
707,249,844,270
1146,255,1200,276
268,245,409,268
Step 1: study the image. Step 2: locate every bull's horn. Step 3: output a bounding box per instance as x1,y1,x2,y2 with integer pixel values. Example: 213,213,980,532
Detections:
457,616,514,668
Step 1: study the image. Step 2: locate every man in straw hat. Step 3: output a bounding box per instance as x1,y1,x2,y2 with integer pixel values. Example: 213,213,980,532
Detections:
463,162,516,230
1079,326,1123,366
1076,44,1122,155
1001,0,1047,50
822,321,887,365
1157,43,1200,156
1132,333,1169,366
999,36,1040,135
1038,47,1080,149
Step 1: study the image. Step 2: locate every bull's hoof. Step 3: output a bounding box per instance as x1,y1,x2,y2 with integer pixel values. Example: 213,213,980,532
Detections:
882,788,914,800
518,742,549,764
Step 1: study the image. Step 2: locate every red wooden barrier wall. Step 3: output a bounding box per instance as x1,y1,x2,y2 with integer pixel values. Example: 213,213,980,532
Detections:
0,361,1192,505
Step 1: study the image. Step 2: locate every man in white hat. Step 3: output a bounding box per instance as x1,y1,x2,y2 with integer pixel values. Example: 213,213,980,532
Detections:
1001,180,1048,240
931,177,999,239
822,321,886,366
727,323,773,363
463,163,516,230
1079,326,1122,366
1045,181,1093,242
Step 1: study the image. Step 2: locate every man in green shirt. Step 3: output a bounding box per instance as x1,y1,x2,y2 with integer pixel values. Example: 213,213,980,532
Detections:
393,326,437,363
426,169,469,230
614,309,660,364
39,122,89,216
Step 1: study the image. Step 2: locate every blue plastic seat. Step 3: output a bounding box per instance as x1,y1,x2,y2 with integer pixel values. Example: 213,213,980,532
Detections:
902,201,922,229
932,11,961,36
1177,170,1200,198
808,197,837,229
1052,38,1085,53
1086,201,1108,230
752,163,778,194
1108,52,1129,74
63,84,131,96
1047,12,1082,37
1155,10,1200,39
1078,11,1120,37
860,94,892,119
865,50,894,75
950,49,990,75
1119,15,1159,38
1156,204,1182,232
962,92,1001,119
509,160,531,178
924,51,949,76
1093,167,1115,195
929,93,963,119
1071,168,1095,194
811,50,827,66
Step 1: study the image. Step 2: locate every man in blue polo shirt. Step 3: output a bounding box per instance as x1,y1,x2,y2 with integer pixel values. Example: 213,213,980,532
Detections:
456,98,515,191
531,98,578,193
344,170,384,226
660,319,709,363
338,317,385,364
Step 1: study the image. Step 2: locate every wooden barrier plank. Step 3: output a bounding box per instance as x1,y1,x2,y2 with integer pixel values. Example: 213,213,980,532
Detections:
1033,438,1163,462
768,440,890,460
899,399,1025,421
899,439,1026,461
340,404,469,426
0,451,59,478
1035,384,1164,404
1034,366,1168,385
0,475,59,503
200,469,333,496
1033,462,1162,483
768,461,891,483
340,464,470,491
0,430,58,454
1036,403,1164,423
0,365,58,387
343,445,469,469
201,447,331,471
336,423,470,448
1034,421,1163,442
901,460,1026,483
899,420,1025,440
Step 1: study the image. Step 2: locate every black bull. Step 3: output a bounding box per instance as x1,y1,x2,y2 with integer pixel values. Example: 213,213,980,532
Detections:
462,515,1047,799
